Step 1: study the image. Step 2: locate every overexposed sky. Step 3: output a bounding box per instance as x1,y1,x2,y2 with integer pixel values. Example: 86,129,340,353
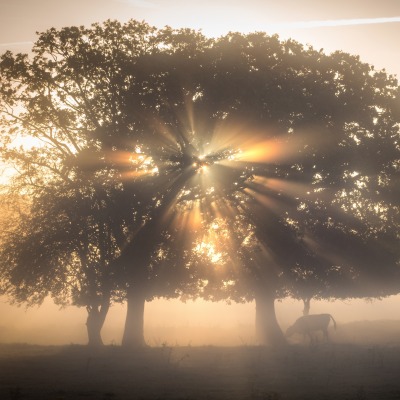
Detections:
0,0,399,344
0,0,399,75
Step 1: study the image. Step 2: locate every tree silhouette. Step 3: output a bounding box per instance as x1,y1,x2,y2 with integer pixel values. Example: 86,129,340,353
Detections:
0,129,137,345
1,21,399,348
0,21,156,345
138,32,400,345
0,20,214,347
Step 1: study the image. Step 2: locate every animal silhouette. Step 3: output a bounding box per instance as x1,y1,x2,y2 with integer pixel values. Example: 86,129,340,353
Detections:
286,314,336,343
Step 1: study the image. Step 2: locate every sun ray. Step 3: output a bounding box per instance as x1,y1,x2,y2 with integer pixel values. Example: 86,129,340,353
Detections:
111,91,352,285
232,129,332,164
252,176,312,199
243,187,286,215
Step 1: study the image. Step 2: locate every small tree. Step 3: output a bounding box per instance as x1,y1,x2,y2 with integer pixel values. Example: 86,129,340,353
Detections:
0,159,136,345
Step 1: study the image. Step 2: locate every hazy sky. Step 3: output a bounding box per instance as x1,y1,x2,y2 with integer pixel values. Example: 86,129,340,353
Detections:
0,0,399,345
0,0,399,75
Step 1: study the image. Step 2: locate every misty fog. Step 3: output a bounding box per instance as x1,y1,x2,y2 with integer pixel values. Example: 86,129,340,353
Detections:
1,296,400,346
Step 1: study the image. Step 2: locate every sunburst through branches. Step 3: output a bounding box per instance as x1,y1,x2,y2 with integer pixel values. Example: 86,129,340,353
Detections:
61,106,389,295
105,117,343,280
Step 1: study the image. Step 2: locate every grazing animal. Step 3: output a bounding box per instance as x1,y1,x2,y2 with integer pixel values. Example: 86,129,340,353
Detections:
286,314,336,343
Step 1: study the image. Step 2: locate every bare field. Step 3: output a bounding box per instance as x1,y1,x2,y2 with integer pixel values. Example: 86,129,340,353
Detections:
1,342,400,400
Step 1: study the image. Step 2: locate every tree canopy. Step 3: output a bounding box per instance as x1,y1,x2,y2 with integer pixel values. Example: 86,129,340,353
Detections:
1,19,399,347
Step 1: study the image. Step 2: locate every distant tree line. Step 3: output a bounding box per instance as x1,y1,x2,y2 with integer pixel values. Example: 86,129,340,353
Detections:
0,20,399,347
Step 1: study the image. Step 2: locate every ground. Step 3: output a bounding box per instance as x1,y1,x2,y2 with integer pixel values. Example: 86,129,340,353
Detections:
1,342,400,400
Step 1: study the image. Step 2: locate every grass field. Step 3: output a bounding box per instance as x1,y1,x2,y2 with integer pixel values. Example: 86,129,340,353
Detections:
1,342,400,400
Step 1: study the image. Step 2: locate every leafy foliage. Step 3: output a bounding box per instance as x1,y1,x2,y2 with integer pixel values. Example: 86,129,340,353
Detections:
0,20,399,331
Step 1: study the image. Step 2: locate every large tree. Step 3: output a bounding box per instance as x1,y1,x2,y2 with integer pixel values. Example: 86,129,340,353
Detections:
0,20,215,347
127,32,400,345
0,20,158,345
1,21,399,348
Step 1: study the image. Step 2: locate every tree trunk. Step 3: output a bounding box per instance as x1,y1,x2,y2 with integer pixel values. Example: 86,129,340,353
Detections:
255,292,286,347
117,169,197,349
122,285,147,348
302,297,311,316
86,301,109,347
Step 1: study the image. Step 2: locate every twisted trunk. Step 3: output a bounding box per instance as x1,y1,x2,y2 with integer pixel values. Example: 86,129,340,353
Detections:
86,300,110,347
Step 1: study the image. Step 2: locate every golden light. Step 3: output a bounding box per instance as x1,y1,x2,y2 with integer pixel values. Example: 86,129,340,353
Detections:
198,164,208,173
207,122,332,167
252,176,311,199
211,222,219,230
194,241,223,264
170,198,203,232
243,187,285,214
104,147,162,181
106,97,337,278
